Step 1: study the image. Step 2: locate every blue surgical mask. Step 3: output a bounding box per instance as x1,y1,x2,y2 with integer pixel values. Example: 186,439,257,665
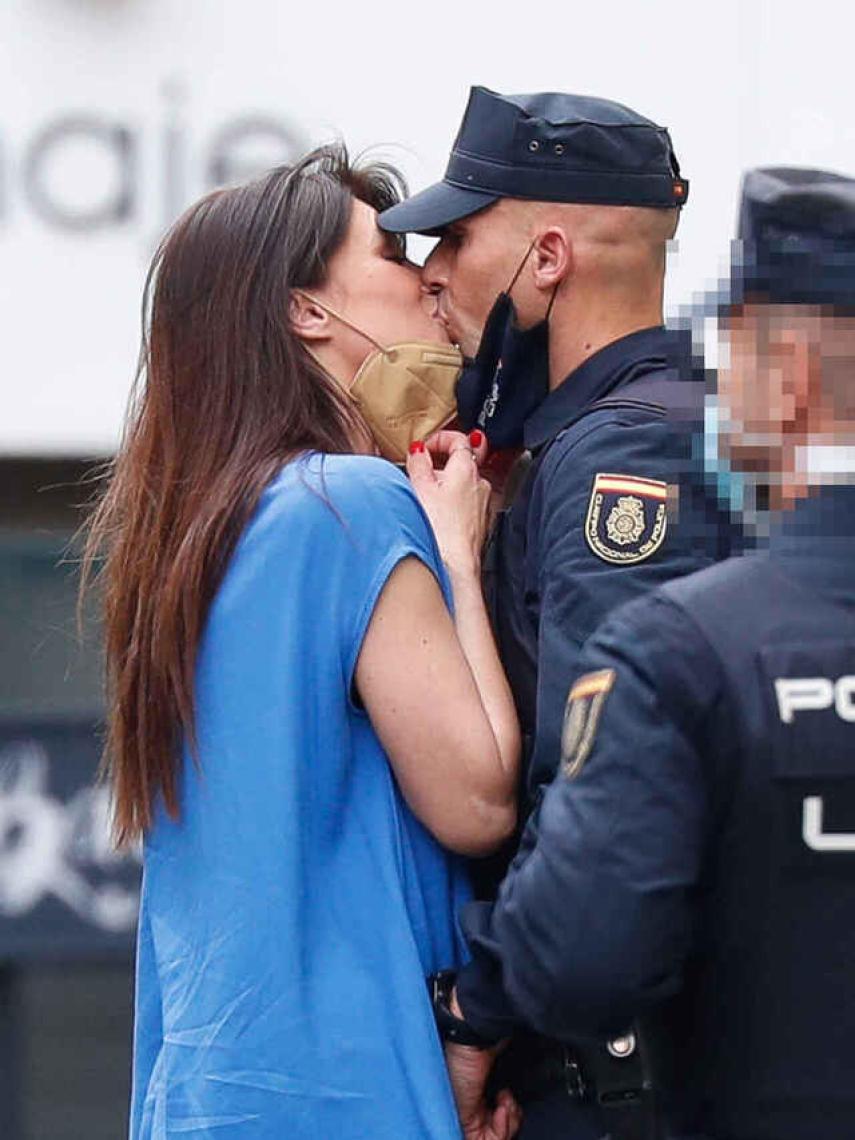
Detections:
704,396,771,542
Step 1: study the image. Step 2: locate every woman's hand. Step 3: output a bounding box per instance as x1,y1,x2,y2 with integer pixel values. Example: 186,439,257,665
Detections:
445,1042,522,1140
406,430,491,577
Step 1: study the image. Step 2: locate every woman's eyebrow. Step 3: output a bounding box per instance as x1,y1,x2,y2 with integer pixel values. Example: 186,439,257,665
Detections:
379,230,406,257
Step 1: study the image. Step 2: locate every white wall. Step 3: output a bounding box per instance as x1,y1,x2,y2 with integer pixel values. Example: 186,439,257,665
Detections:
1,0,852,455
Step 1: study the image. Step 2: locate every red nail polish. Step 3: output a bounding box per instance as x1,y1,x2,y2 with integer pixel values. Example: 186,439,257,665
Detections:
409,441,425,454
469,430,484,448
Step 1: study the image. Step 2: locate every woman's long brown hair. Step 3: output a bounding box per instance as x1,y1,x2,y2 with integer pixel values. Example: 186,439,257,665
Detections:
81,145,405,845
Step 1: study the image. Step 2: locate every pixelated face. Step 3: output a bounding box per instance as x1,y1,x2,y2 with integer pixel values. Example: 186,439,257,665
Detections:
420,201,532,358
718,304,798,472
720,301,855,490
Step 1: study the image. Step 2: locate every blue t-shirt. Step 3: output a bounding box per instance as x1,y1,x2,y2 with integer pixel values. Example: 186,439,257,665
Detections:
131,454,472,1140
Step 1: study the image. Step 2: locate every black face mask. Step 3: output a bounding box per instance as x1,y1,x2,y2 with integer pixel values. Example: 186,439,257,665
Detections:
455,245,556,450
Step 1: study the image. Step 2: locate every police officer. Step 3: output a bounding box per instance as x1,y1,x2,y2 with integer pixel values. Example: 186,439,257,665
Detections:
431,167,855,1140
381,86,726,1138
380,86,724,812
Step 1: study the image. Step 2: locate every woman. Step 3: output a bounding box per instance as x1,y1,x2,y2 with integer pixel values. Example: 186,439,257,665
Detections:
83,145,520,1140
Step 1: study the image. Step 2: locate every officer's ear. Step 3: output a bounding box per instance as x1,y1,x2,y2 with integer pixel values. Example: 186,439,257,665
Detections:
531,228,573,292
767,320,814,438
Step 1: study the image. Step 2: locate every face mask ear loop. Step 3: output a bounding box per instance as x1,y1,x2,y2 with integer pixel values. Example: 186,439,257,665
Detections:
504,241,559,328
505,239,538,296
545,281,560,321
294,290,389,356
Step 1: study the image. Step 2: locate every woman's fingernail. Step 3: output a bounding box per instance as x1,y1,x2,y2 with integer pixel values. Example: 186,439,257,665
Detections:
469,430,484,449
408,441,425,454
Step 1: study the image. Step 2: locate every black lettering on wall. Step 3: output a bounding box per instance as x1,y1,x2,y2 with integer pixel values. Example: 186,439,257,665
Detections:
23,118,136,231
207,117,303,188
160,81,186,235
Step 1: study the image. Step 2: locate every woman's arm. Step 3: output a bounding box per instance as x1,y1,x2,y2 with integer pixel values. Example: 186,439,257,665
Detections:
354,441,520,857
409,432,521,781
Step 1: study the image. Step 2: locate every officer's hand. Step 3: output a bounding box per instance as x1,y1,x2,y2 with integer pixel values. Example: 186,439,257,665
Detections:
445,1042,522,1140
407,433,491,576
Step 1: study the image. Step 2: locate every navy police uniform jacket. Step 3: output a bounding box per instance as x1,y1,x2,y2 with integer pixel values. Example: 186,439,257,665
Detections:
460,483,855,1140
486,325,728,803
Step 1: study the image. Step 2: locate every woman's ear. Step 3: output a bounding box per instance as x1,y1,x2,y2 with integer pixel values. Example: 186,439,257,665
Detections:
289,291,332,345
531,228,572,292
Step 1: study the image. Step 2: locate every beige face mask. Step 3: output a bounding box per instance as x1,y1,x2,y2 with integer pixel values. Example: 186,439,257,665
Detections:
298,293,462,463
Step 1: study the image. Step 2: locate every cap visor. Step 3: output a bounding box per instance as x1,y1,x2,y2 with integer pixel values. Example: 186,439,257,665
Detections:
378,180,498,234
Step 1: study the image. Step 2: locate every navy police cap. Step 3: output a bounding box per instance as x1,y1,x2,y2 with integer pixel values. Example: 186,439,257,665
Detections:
379,85,688,235
732,167,855,307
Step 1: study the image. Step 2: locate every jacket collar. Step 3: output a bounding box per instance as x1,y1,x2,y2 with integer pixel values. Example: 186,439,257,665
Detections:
769,483,855,603
523,325,671,452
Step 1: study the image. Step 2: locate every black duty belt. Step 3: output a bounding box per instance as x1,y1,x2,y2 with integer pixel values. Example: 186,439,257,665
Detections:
491,1030,662,1140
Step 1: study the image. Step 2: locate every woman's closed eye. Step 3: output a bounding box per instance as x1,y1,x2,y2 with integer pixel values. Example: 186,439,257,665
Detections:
383,235,410,265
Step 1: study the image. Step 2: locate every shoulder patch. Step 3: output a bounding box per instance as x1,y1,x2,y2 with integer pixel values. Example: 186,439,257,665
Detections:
561,669,616,779
585,473,668,565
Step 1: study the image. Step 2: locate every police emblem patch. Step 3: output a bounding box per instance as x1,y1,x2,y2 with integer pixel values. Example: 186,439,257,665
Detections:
561,669,616,779
585,473,668,564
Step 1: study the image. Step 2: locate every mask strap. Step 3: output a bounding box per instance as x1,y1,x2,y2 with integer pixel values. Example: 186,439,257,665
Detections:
505,239,538,294
506,241,561,322
546,282,560,321
295,290,389,356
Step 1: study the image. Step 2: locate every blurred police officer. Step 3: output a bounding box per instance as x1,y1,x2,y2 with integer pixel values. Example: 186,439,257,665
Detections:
381,87,725,1139
434,167,855,1140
